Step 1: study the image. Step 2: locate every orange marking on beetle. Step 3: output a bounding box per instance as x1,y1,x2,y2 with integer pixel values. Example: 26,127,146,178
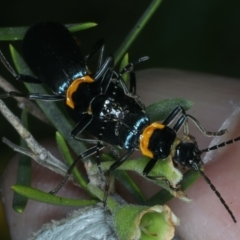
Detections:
140,122,165,158
66,76,94,109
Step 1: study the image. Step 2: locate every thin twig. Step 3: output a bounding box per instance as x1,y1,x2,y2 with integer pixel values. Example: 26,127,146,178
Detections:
0,75,51,124
0,99,67,176
2,137,68,176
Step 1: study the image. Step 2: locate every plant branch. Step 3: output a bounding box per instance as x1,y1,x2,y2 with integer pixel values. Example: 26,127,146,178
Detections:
114,0,163,64
0,75,50,124
0,99,68,176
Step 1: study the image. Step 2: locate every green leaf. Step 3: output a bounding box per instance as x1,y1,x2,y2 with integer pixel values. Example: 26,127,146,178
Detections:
119,53,129,83
145,189,173,206
101,153,146,204
0,26,27,41
100,153,116,162
0,22,97,41
146,170,200,205
181,169,201,190
90,156,184,200
55,132,93,196
146,98,193,123
115,0,163,64
115,170,146,204
12,185,97,207
12,109,31,213
66,22,97,32
87,183,118,211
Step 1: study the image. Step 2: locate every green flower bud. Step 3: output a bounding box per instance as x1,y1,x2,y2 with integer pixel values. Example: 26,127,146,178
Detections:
113,204,179,240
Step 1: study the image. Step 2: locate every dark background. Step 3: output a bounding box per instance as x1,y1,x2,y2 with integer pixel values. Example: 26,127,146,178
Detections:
1,0,240,238
1,0,240,77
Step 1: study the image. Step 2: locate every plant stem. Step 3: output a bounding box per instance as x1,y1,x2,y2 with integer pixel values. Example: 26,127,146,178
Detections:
114,0,163,64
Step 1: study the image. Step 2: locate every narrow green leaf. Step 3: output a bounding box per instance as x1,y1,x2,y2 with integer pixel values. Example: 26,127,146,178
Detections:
66,22,98,32
55,132,93,196
146,98,193,123
0,26,27,41
9,45,88,157
115,170,146,204
101,154,146,204
87,183,118,211
115,0,163,64
12,185,97,206
145,170,200,205
91,155,183,202
119,53,129,83
181,169,201,190
145,188,173,206
12,109,31,213
100,153,116,162
0,22,97,41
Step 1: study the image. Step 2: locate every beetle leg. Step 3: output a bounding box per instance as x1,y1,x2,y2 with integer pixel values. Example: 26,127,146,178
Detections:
49,144,105,195
0,91,65,101
84,38,105,68
100,68,115,94
129,72,136,94
162,106,227,137
142,158,158,177
143,158,180,191
93,55,114,80
103,149,134,206
70,115,100,143
0,50,41,83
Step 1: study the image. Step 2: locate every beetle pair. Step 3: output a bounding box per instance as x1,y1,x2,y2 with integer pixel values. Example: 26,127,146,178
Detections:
0,22,238,222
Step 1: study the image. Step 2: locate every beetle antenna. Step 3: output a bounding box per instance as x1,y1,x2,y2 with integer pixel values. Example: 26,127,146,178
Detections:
192,163,236,223
120,56,149,75
198,136,240,154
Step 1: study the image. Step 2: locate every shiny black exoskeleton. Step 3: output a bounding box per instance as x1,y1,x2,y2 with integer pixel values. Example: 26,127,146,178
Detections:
0,22,238,222
0,22,123,171
1,22,114,95
85,97,238,222
74,83,237,222
171,132,240,223
0,21,149,177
